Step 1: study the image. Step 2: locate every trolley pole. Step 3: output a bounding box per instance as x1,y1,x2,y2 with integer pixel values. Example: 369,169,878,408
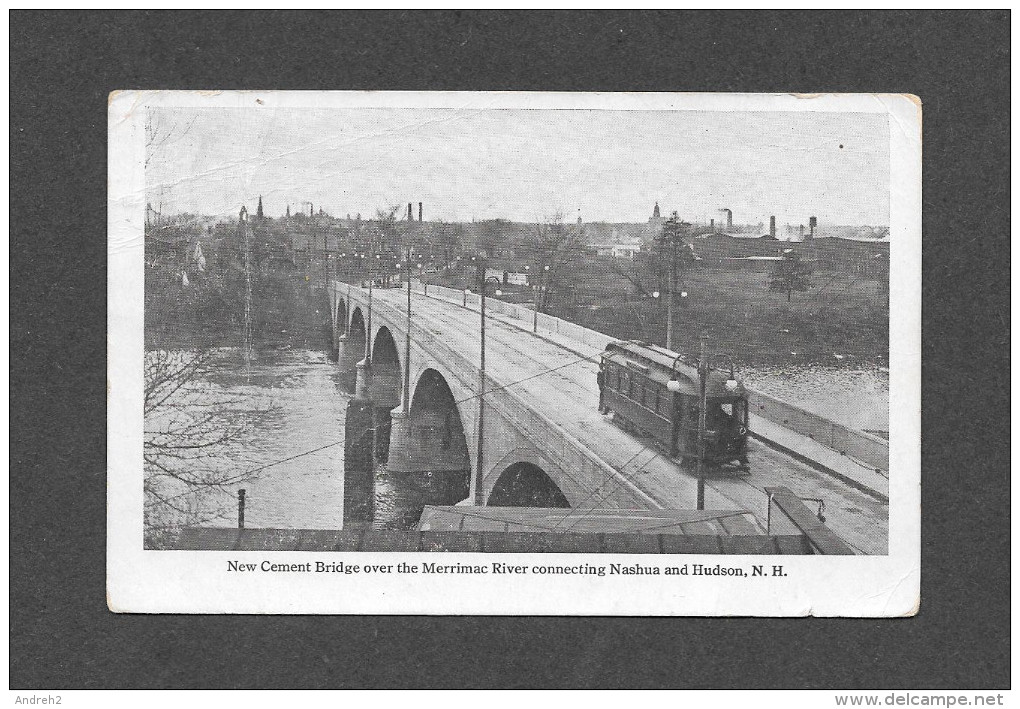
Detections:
696,334,709,510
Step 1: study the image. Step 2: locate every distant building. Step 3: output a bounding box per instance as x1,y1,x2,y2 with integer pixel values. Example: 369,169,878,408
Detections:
648,202,665,232
611,243,641,259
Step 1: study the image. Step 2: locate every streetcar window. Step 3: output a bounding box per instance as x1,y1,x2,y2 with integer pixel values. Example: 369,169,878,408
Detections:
721,403,733,415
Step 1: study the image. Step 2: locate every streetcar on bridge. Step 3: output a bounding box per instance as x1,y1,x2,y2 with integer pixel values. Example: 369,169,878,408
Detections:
600,341,750,471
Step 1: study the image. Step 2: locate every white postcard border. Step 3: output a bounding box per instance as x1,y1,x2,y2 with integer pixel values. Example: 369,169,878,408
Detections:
108,91,920,616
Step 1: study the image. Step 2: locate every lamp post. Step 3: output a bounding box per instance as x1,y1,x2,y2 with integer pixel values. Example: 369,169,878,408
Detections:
365,247,374,362
474,265,503,505
661,212,690,351
665,335,712,510
403,247,412,412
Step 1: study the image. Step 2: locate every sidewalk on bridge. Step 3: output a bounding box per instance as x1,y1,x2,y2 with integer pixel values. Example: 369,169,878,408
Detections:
749,414,889,501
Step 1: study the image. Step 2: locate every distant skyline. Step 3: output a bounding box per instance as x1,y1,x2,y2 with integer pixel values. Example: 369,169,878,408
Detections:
146,107,890,227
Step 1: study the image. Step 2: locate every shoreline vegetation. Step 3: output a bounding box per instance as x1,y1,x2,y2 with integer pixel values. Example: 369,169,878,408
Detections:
144,210,889,368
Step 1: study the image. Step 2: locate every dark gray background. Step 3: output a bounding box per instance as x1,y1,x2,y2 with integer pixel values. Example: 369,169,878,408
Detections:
10,10,1009,689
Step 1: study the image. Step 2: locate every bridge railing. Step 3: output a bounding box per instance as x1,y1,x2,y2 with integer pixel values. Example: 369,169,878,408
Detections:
414,283,612,351
410,280,888,473
334,281,660,511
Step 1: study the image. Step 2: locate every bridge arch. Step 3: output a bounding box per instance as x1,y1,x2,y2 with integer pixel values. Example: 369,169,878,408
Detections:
370,326,402,410
335,297,348,338
487,461,570,508
386,368,471,506
347,307,367,359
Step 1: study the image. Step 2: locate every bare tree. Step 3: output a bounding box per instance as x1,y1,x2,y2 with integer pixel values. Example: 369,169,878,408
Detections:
143,348,275,548
526,212,586,311
145,110,196,169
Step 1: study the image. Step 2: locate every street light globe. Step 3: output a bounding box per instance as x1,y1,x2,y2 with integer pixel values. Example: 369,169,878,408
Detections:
681,291,688,298
652,291,660,298
495,289,503,296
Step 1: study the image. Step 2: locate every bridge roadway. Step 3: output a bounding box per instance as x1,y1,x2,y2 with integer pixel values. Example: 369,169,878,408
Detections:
354,284,887,556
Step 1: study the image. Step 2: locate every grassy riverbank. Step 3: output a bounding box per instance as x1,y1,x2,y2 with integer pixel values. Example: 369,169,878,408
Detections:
425,260,888,367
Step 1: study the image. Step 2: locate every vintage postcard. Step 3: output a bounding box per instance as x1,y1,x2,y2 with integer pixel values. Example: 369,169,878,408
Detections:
108,91,920,615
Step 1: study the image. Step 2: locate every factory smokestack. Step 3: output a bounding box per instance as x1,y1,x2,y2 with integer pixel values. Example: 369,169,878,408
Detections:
418,202,423,222
809,216,817,239
769,216,776,239
722,208,733,229
407,203,413,221
710,218,715,230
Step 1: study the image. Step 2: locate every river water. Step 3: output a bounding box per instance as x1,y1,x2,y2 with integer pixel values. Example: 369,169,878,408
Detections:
145,347,888,541
741,366,889,434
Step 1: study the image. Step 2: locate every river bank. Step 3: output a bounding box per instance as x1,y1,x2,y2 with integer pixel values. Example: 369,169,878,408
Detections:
144,263,332,351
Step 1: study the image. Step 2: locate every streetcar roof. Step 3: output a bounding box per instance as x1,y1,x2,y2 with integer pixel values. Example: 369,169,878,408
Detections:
601,340,747,398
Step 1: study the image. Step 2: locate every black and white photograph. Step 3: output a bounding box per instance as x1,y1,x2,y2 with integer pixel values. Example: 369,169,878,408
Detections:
108,91,920,615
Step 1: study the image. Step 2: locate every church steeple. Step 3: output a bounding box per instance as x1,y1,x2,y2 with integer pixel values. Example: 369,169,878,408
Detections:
256,195,264,220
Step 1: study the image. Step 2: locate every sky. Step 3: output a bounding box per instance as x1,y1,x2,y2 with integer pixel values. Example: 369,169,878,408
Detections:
146,107,890,227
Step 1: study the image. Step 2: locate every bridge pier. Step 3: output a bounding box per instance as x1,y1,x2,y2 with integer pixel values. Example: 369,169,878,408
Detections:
337,334,361,372
355,359,372,400
386,408,473,475
386,409,413,472
342,399,376,527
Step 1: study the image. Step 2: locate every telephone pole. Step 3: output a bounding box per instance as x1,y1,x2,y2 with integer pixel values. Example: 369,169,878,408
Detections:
659,212,688,352
696,333,709,509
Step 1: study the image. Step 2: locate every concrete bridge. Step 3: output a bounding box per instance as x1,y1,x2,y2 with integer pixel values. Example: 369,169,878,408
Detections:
328,280,664,512
327,280,889,554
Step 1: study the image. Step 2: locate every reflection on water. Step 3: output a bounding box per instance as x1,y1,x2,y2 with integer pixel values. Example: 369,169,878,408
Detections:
146,347,468,543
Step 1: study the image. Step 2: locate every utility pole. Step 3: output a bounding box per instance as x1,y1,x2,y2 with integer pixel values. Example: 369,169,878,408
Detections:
660,211,687,352
239,207,254,369
475,260,486,505
667,218,679,351
403,245,412,414
696,333,708,510
322,230,329,293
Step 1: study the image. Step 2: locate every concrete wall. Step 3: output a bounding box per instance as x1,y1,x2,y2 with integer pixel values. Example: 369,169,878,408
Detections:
747,391,888,472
